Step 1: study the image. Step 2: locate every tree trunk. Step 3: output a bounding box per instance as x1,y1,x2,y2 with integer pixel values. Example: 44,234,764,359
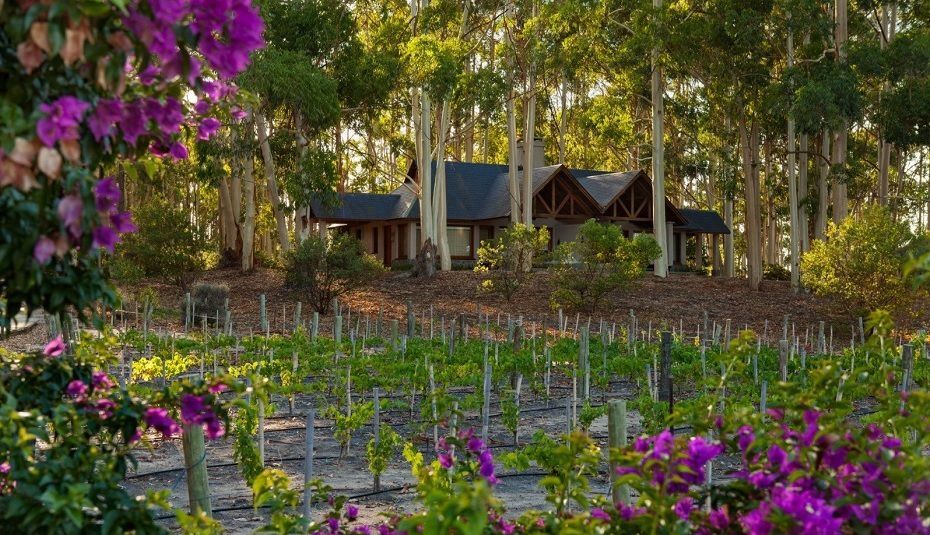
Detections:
241,123,256,272
559,73,567,164
832,0,849,223
255,111,291,254
434,101,452,270
506,1,520,224
741,116,762,291
787,26,800,289
877,2,896,206
815,131,830,240
724,197,734,276
522,72,536,226
651,0,668,278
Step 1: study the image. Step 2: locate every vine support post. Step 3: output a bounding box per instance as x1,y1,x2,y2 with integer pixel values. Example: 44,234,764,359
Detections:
658,331,672,408
407,299,415,338
311,312,319,342
481,343,491,443
303,408,315,521
607,399,630,505
373,387,381,492
294,302,302,334
259,294,267,334
182,423,212,516
779,339,789,382
258,399,265,467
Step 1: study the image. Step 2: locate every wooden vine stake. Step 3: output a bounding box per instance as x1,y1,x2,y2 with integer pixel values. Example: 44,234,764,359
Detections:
373,387,381,491
258,399,265,467
608,399,630,505
658,331,672,407
182,423,212,516
303,408,315,520
481,342,491,443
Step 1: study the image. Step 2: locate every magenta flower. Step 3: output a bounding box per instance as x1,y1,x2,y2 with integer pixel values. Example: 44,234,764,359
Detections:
709,507,730,530
180,394,207,424
95,398,116,419
120,101,148,145
590,507,610,521
92,371,114,390
438,452,453,469
197,117,221,140
203,414,225,439
94,177,121,213
346,504,359,521
740,503,773,535
169,141,188,160
37,96,88,146
139,65,160,86
145,407,180,438
150,0,189,24
92,225,118,252
34,235,55,265
208,382,228,394
466,437,484,454
88,99,124,142
193,0,265,78
43,335,65,357
673,496,694,520
66,380,88,398
57,194,83,238
110,211,137,234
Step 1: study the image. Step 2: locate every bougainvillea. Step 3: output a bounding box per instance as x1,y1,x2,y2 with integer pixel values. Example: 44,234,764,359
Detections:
0,0,263,327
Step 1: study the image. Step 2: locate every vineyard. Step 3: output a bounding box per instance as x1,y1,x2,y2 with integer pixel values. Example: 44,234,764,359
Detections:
56,297,930,533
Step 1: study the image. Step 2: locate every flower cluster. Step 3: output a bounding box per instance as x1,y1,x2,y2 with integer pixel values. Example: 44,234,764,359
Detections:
731,410,929,534
63,370,119,421
437,429,498,485
180,393,225,439
619,429,723,494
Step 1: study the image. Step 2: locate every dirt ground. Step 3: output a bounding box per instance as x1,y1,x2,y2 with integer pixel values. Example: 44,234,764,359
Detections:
1,267,870,353
137,268,851,336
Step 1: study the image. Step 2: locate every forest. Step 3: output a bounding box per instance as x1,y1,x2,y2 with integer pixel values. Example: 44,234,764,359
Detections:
2,1,930,534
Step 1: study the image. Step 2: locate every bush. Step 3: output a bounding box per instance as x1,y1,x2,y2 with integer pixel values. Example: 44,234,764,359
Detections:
183,283,229,326
801,206,924,313
284,233,385,314
118,199,207,290
763,263,790,281
475,224,550,301
550,220,661,312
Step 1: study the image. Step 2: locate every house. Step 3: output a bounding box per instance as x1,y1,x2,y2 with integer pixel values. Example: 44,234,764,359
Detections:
304,140,729,270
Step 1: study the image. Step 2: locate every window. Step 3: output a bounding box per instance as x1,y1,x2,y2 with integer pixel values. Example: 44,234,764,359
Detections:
448,226,472,258
373,227,379,254
414,225,474,258
355,229,362,241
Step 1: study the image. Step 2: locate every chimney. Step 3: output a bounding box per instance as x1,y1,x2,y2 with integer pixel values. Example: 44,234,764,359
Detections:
516,137,546,171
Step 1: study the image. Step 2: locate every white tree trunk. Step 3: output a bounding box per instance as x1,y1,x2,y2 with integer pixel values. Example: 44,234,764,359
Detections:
522,76,536,226
434,101,452,270
651,0,668,278
832,0,849,223
241,124,256,272
877,2,896,206
255,111,290,254
787,24,800,290
741,116,762,290
815,132,831,239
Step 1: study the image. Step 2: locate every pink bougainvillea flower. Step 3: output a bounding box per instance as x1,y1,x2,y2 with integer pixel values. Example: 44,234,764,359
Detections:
33,235,55,265
57,194,83,238
119,100,148,145
66,379,88,398
95,398,116,419
43,335,65,357
145,407,180,438
94,177,121,213
92,225,118,252
590,508,610,521
150,0,189,24
197,117,220,140
110,211,137,234
169,141,188,160
88,99,124,142
208,382,227,394
37,96,88,146
92,371,114,390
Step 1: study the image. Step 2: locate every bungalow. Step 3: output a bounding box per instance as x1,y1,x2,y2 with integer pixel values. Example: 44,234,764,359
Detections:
304,141,729,270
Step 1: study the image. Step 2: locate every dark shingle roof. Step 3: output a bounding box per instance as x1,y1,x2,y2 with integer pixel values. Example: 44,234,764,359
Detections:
678,208,730,234
310,162,726,230
574,171,639,209
309,193,402,220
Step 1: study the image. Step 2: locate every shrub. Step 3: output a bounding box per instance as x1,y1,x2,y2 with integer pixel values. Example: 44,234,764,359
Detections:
284,233,385,314
475,224,550,301
763,263,790,281
118,199,207,290
801,206,924,313
183,283,229,326
550,220,661,312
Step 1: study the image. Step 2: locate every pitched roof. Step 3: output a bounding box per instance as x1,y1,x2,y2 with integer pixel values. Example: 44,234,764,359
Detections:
678,208,730,234
308,193,403,221
308,161,723,230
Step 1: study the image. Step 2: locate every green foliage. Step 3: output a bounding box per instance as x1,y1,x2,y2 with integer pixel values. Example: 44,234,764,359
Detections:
325,401,374,457
550,220,661,312
366,425,403,478
284,232,385,314
474,224,549,301
252,469,309,534
117,198,207,290
763,262,790,281
801,205,924,313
